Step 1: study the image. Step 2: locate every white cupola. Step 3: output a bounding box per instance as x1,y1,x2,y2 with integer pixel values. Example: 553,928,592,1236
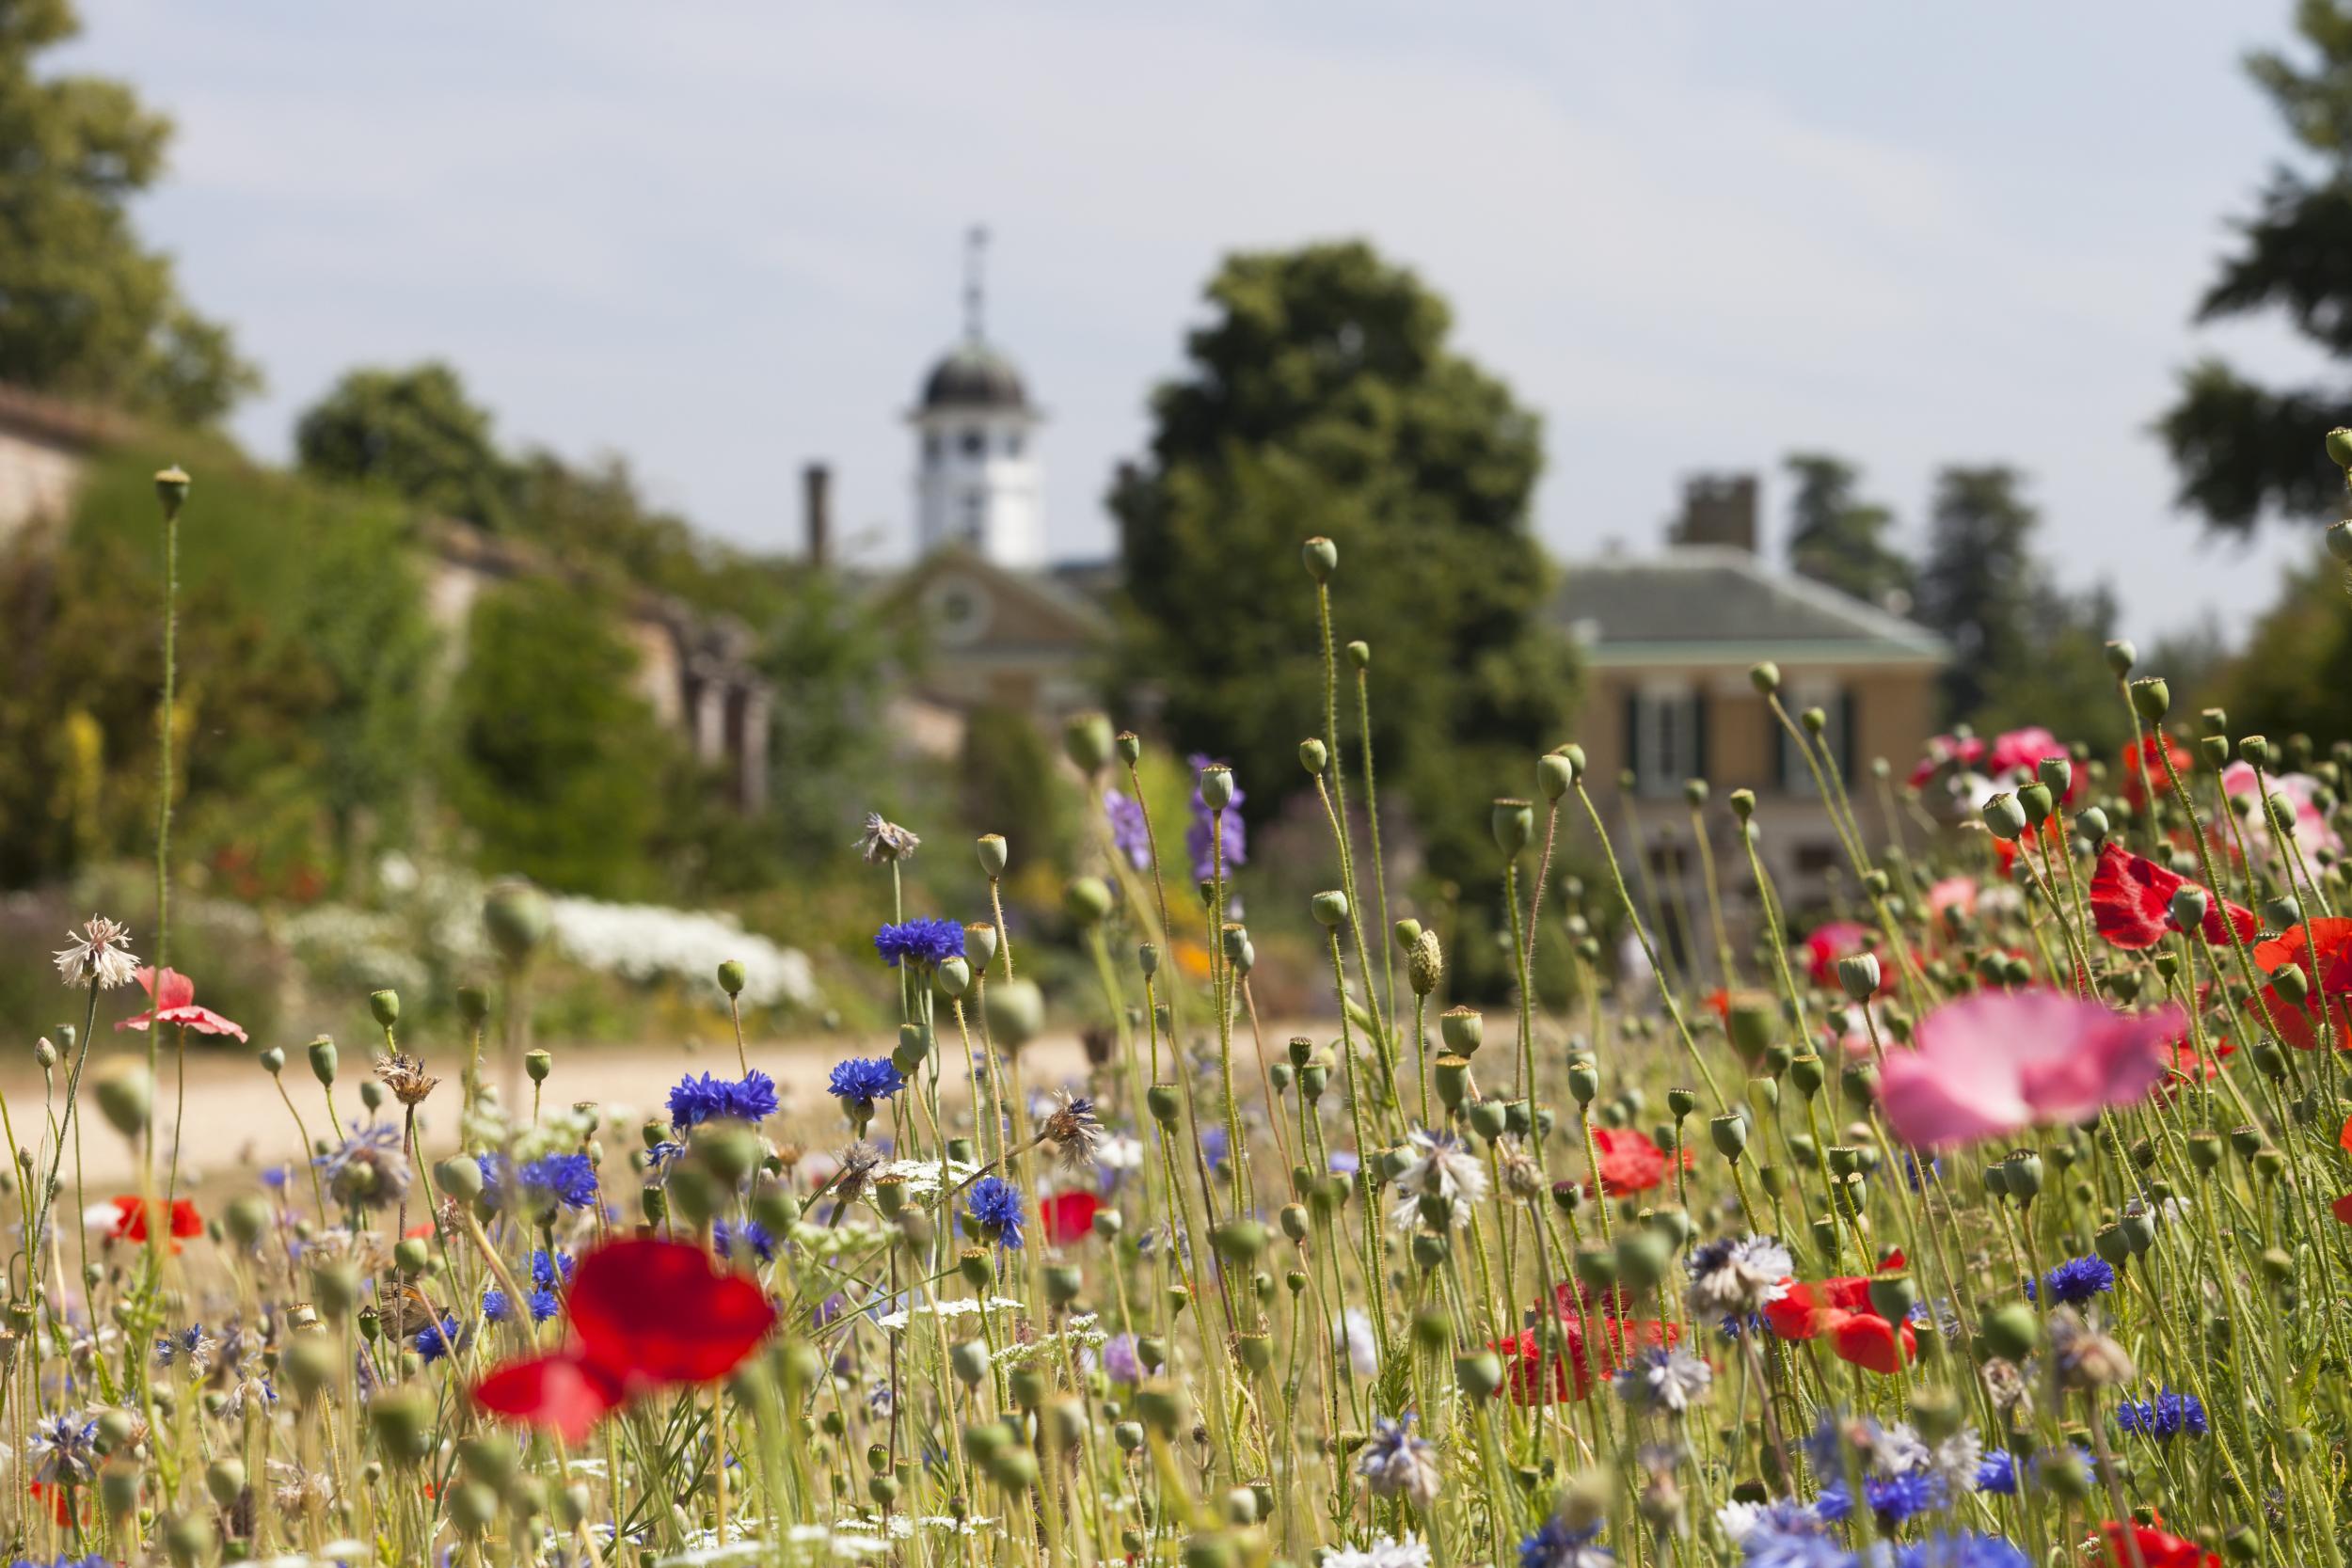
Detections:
911,226,1042,566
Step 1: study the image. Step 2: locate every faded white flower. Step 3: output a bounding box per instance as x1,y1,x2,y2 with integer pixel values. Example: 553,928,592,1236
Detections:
1684,1235,1793,1319
856,814,922,864
54,916,138,990
1337,1307,1380,1377
1613,1346,1713,1414
1325,1537,1433,1568
1357,1415,1440,1510
1039,1089,1104,1170
1387,1128,1488,1232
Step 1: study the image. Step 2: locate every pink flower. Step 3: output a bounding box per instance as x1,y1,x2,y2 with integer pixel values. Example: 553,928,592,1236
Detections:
2219,762,2339,862
1987,725,2067,785
116,968,246,1042
1876,990,2183,1149
1803,921,1874,988
1925,877,1978,924
1906,733,1986,790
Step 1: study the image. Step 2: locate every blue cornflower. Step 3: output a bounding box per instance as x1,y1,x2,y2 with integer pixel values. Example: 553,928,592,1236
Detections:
965,1176,1026,1251
531,1249,575,1291
482,1287,561,1324
668,1069,781,1130
1185,752,1247,882
2027,1255,2114,1305
414,1314,461,1365
15,1555,112,1568
874,917,965,970
2117,1386,2208,1442
1739,1524,1849,1568
1975,1449,2017,1494
1896,1533,2032,1568
480,1151,599,1213
1862,1470,1946,1525
1201,1125,1230,1169
827,1057,906,1112
259,1164,291,1192
1104,789,1152,871
714,1219,777,1263
1519,1513,1614,1568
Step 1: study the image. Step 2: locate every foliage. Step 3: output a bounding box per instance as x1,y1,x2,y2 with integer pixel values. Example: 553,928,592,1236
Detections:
2159,0,2352,532
0,0,259,423
1915,466,2044,721
2215,551,2352,742
1111,241,1578,909
440,574,684,897
957,703,1078,879
1782,452,1911,609
294,361,517,531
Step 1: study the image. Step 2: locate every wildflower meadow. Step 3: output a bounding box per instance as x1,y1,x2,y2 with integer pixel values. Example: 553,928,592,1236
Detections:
24,448,2352,1568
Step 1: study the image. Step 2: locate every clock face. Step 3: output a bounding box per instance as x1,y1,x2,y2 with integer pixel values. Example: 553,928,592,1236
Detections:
924,576,992,646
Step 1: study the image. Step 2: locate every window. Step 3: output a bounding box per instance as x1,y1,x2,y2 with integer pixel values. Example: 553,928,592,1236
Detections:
1005,430,1024,458
1625,688,1704,799
960,490,987,541
961,428,985,458
1774,684,1856,795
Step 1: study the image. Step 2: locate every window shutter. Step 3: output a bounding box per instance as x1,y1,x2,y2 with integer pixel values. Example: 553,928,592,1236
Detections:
1692,690,1709,785
1623,691,1640,790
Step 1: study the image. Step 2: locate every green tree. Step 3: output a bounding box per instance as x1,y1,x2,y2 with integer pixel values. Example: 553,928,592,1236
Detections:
442,575,679,895
1783,452,1911,607
294,362,516,529
0,0,257,422
2159,0,2352,532
1111,241,1575,902
1971,581,2132,757
1915,466,2040,719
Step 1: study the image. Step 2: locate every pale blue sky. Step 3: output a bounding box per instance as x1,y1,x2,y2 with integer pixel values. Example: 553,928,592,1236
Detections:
68,2,2337,641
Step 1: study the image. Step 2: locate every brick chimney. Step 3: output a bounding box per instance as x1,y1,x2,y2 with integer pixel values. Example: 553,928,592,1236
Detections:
802,462,832,566
1670,472,1757,552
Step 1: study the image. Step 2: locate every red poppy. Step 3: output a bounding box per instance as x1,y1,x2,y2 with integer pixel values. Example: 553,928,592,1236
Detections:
2088,845,2255,951
110,1196,202,1250
1803,922,1875,988
115,967,247,1042
2101,1522,2218,1568
1040,1190,1100,1247
26,1481,71,1526
1762,1275,1873,1340
2120,735,2192,810
2160,1034,2233,1098
1491,1315,1677,1404
2331,1192,2352,1227
472,1237,776,1445
1585,1127,1689,1196
1828,1309,1915,1374
2245,918,2352,1050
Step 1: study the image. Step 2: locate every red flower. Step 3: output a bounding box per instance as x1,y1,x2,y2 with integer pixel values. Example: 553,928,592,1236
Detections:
1828,1309,1915,1374
2089,845,2254,951
1491,1315,1677,1404
2120,735,2191,810
109,1196,202,1250
1585,1127,1689,1196
1803,922,1874,988
1040,1190,1100,1247
1907,733,1985,789
115,967,247,1042
2102,1522,2218,1568
472,1237,776,1445
1988,726,2078,799
1762,1275,1874,1340
26,1481,72,1525
2245,917,2352,1050
2332,1192,2352,1227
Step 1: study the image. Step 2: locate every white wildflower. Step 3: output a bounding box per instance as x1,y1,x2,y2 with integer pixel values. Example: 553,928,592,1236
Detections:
54,916,138,989
1387,1128,1488,1231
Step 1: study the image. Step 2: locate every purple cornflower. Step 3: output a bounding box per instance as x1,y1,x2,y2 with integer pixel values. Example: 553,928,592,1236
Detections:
874,917,965,970
1894,1533,2032,1568
1185,752,1247,882
1104,789,1152,870
2117,1386,2207,1442
964,1176,1025,1251
2027,1255,2114,1306
1102,1333,1142,1384
827,1057,906,1112
668,1069,780,1130
714,1219,777,1263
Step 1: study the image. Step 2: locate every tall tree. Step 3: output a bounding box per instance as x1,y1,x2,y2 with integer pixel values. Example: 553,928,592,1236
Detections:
2160,0,2352,532
1783,451,1912,607
1915,466,2039,720
295,362,516,529
0,0,257,422
1112,241,1576,904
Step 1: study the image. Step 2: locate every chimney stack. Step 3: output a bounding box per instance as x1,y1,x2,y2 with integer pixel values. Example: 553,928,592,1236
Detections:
803,462,832,566
1670,472,1758,553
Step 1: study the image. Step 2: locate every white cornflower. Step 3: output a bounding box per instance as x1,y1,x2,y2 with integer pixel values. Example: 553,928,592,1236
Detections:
1326,1537,1433,1568
1387,1127,1488,1231
1337,1307,1380,1377
1357,1416,1441,1509
1684,1235,1793,1318
1613,1346,1713,1414
855,813,922,864
54,916,138,990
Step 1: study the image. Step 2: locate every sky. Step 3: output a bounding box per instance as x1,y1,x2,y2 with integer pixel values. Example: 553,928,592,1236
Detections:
64,1,2346,642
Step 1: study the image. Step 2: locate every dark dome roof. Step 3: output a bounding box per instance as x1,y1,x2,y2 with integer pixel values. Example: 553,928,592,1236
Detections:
920,341,1030,412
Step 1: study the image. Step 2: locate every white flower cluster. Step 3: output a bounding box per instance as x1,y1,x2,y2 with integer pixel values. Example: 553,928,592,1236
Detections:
993,1311,1108,1366
547,895,817,1008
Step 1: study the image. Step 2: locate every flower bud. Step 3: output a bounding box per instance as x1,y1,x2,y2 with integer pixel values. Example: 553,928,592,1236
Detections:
1406,928,1443,996
1492,798,1534,857
715,959,746,998
1346,640,1370,670
1300,536,1338,580
2104,640,2137,677
1298,737,1327,774
1749,662,1781,695
1063,714,1115,774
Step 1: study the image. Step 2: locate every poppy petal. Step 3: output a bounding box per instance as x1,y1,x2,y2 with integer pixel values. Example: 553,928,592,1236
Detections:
471,1352,626,1446
567,1237,777,1386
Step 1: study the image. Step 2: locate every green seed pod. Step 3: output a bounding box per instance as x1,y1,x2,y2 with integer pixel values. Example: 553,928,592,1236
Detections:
714,959,747,998
92,1058,152,1138
1787,1052,1824,1100
1064,876,1113,926
1709,1113,1748,1160
1301,535,1338,580
1750,661,1781,695
1566,1057,1599,1104
1726,999,1776,1062
1492,799,1535,857
1468,1100,1509,1142
482,877,552,965
205,1455,248,1507
2016,780,2054,825
2129,678,2170,723
1866,1275,1916,1323
1136,1379,1184,1433
1613,1228,1670,1294
1439,1006,1484,1055
1299,737,1328,774
1213,1220,1268,1263
1064,712,1116,774
1454,1351,1504,1400
1198,763,1236,811
1981,1303,2041,1360
1310,890,1350,927
984,978,1045,1050
524,1048,552,1084
1536,751,1575,800
1233,1331,1274,1373
950,1339,992,1387
1981,793,2027,841
1147,1084,1181,1125
162,1509,217,1568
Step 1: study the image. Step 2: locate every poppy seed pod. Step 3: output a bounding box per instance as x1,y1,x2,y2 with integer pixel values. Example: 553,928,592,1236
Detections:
2104,639,2137,677
984,978,1044,1049
524,1048,551,1083
369,989,401,1029
2129,678,2170,722
92,1058,152,1138
1836,952,1881,1002
1492,798,1535,857
1432,1054,1472,1109
977,834,1009,878
1064,876,1113,926
2077,805,2109,843
715,959,746,998
1064,713,1115,774
1298,737,1328,774
1537,751,1575,800
1199,765,1235,811
308,1036,338,1087
1980,793,2026,841
1440,1006,1484,1054
482,877,551,965
2036,754,2072,799
1300,536,1338,580
1407,928,1443,996
2169,884,2209,934
892,1023,931,1075
2016,781,2053,825
2331,520,2352,565
1749,662,1781,695
2330,427,2352,468
1728,788,1756,822
1346,640,1370,670
1310,890,1349,927
2240,734,2271,768
935,955,973,997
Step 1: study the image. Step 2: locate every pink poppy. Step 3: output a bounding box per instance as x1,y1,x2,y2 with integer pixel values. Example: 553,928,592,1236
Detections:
2219,761,2340,862
116,968,246,1042
1985,726,2077,800
1802,921,1874,988
1876,990,2184,1149
1924,877,1978,924
1906,733,1986,790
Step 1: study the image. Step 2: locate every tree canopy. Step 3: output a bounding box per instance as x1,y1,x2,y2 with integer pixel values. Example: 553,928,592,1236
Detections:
1783,452,1911,609
1111,241,1576,898
294,362,517,531
0,0,257,422
2159,0,2352,533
